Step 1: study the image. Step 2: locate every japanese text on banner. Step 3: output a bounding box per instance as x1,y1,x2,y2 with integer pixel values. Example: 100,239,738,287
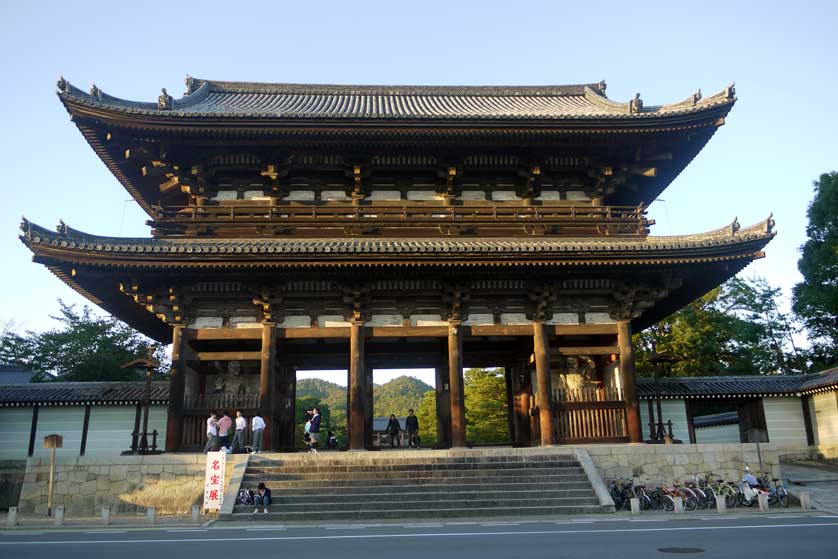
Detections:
203,451,226,511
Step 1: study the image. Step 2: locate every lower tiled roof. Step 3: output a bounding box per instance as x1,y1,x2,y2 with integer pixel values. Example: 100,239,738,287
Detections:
637,368,838,399
0,381,169,407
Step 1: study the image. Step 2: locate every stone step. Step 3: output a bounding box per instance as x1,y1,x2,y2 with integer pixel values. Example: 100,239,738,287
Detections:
234,495,600,514
229,503,610,521
238,473,591,489
247,454,578,467
245,460,582,474
242,467,585,482
242,488,597,505
239,480,596,495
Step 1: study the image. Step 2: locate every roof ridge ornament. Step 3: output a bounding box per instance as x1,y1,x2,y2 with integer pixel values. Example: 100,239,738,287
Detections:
598,80,607,95
184,75,196,96
730,217,740,236
726,82,736,100
57,75,68,93
629,93,643,114
157,88,173,110
57,219,69,235
691,89,702,106
765,213,775,234
90,84,102,100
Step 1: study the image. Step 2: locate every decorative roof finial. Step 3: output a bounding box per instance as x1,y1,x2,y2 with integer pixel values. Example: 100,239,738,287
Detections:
629,93,643,114
158,88,173,110
691,89,702,106
726,82,736,99
90,83,102,100
57,76,68,93
597,80,607,94
184,75,196,95
766,212,775,234
730,217,740,236
57,219,69,235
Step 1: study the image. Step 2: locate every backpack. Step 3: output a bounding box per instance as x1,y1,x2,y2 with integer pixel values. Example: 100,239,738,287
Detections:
237,488,253,505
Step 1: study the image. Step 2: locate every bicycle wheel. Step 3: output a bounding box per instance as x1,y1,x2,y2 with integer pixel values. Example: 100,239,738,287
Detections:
704,487,717,509
692,488,708,510
776,486,790,508
680,490,697,511
721,485,737,508
767,490,778,506
648,489,664,510
610,487,623,510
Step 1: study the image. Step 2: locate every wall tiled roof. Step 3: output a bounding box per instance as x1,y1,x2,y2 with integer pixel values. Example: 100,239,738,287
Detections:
637,368,838,399
0,381,169,407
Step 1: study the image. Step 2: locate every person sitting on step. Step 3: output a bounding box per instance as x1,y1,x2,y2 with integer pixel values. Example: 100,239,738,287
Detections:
253,482,272,515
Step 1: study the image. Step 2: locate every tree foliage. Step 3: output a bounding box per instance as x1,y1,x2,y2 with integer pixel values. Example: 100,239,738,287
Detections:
793,171,838,368
416,390,438,445
635,277,804,376
464,368,509,443
0,301,168,382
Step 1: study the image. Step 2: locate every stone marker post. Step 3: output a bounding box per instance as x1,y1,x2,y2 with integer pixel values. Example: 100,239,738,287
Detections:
101,505,111,526
192,505,200,523
6,506,17,527
673,496,684,513
630,498,640,515
800,491,811,511
757,493,769,512
716,497,726,513
54,505,64,526
147,507,156,525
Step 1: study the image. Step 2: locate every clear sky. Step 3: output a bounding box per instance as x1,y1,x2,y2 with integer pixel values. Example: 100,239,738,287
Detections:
1,1,836,387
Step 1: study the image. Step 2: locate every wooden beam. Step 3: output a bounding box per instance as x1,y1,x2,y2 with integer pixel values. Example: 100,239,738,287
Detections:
557,346,620,356
189,328,262,341
348,321,366,451
277,327,350,339
196,351,262,361
369,326,448,338
79,404,92,456
28,405,39,457
166,325,186,452
449,322,466,448
260,323,275,450
534,321,556,446
618,320,643,443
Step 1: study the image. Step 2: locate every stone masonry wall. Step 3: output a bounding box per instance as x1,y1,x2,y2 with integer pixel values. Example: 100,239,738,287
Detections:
569,443,825,483
17,454,246,516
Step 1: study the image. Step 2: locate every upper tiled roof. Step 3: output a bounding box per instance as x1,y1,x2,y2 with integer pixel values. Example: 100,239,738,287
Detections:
637,367,838,399
20,217,774,263
0,381,169,407
56,77,736,121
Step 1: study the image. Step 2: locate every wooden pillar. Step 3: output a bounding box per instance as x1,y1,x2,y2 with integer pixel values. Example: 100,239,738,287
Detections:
273,364,296,451
533,321,556,446
435,356,452,448
365,365,374,449
448,321,466,448
259,323,276,450
165,325,186,452
504,366,516,445
617,319,643,443
348,320,367,450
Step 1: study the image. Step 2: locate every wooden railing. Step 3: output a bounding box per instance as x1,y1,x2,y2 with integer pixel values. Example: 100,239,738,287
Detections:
555,384,622,403
180,411,258,449
149,203,650,237
554,384,629,442
183,393,260,411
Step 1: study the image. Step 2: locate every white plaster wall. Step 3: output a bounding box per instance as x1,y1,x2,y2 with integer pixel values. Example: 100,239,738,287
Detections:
763,396,808,446
694,423,741,443
0,407,34,459
32,406,86,458
84,405,168,455
812,392,838,445
638,399,690,442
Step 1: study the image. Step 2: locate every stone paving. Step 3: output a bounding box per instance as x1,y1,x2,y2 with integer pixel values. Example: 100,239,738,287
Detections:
782,461,838,514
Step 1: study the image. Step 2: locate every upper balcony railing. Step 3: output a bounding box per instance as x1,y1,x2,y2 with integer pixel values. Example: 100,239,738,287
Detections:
149,202,651,238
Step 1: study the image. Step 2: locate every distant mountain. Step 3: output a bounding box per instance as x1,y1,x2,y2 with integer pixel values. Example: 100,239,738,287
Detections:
296,375,433,421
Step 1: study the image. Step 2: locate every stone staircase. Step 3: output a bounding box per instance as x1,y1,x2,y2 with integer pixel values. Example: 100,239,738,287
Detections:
229,450,613,521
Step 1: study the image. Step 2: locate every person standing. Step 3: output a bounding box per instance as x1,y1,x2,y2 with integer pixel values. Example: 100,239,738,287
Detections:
309,407,321,453
218,411,233,450
203,413,218,453
386,414,401,448
251,412,266,454
405,409,420,448
303,408,313,452
233,410,247,452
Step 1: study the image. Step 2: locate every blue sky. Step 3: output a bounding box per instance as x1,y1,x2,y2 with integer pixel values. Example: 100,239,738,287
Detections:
1,1,836,385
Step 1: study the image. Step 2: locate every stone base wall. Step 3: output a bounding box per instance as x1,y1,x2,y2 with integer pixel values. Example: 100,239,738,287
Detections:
17,455,246,516
0,460,26,510
567,443,823,483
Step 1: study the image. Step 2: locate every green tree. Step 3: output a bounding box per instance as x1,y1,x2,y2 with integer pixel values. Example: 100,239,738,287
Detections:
416,390,438,445
793,171,838,369
464,368,509,443
0,301,167,382
635,277,803,376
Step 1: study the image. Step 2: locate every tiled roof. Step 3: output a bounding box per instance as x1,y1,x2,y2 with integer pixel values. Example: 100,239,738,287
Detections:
637,368,838,399
20,217,775,263
0,381,169,407
693,412,739,428
56,77,736,121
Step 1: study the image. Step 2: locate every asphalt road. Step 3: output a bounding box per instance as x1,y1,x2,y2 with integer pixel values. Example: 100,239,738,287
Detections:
2,514,837,558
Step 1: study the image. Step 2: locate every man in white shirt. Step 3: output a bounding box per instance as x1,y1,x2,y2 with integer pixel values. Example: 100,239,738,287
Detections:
203,413,218,453
251,413,266,454
233,411,247,452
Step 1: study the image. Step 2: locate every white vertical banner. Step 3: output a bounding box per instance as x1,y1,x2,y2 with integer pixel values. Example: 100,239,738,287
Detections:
203,451,226,512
